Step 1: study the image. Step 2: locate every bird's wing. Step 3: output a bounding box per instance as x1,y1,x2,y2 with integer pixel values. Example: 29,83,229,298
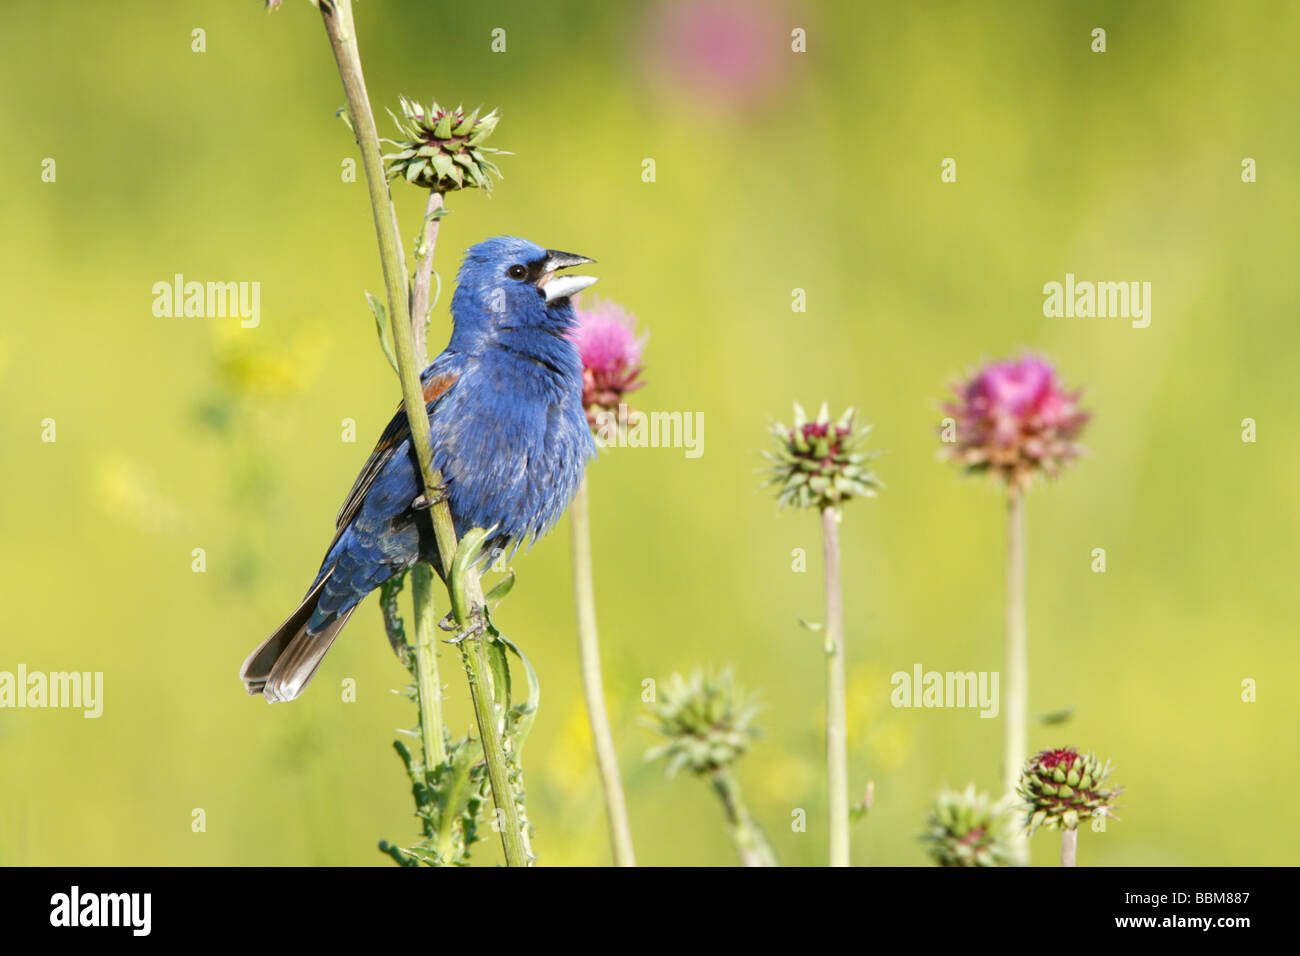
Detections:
330,369,460,543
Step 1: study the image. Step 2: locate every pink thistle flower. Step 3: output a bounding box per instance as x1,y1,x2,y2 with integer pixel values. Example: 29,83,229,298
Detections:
1036,748,1078,772
568,296,647,427
641,1,793,112
942,355,1090,488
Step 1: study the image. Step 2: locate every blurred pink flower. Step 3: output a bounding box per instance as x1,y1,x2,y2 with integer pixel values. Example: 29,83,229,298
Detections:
943,355,1089,487
569,296,647,424
643,0,793,111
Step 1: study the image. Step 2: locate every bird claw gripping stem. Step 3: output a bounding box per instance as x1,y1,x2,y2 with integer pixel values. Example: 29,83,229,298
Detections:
435,607,487,639
444,604,489,645
410,486,449,511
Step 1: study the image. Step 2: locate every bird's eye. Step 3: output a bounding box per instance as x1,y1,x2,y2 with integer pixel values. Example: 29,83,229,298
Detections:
506,264,527,280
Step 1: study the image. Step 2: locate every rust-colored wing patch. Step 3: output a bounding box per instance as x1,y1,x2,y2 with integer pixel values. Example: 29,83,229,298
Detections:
422,371,458,407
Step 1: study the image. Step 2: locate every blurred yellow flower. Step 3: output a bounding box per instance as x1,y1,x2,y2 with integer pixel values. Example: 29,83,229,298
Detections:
210,325,326,403
756,751,817,803
93,455,182,535
545,697,600,801
846,667,913,773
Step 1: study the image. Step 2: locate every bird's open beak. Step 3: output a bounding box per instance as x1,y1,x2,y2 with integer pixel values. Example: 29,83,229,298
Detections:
539,249,598,303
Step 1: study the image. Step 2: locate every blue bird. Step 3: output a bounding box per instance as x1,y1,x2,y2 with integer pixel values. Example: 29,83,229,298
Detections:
240,236,598,702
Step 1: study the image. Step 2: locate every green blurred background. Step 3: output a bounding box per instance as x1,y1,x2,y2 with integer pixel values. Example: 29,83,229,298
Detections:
2,0,1296,866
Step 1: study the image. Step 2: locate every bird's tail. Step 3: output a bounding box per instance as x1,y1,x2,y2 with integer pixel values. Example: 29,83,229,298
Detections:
240,570,355,703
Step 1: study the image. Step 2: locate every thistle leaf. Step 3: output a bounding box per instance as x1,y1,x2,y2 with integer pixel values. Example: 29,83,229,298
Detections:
365,292,399,374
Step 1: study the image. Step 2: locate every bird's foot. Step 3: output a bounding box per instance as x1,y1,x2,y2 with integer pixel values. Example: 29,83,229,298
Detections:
444,605,488,645
410,485,449,511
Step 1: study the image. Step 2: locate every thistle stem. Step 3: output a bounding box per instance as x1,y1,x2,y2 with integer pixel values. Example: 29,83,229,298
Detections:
710,768,778,867
1061,827,1077,867
410,565,445,765
408,191,446,769
1005,484,1029,865
317,0,526,866
569,477,636,867
409,191,444,367
822,505,849,867
456,633,530,863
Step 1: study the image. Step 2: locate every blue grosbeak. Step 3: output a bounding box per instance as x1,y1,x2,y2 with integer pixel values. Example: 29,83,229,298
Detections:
240,236,598,702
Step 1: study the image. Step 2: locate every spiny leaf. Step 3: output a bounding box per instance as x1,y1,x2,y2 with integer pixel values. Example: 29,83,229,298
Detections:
484,569,516,608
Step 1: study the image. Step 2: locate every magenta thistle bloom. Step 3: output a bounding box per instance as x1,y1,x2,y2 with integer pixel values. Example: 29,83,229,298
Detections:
568,296,647,427
942,355,1089,487
642,0,793,111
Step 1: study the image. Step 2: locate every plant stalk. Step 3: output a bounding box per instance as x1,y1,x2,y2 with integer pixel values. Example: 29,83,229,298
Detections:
407,190,446,769
409,191,444,366
1005,484,1029,865
710,768,777,867
1061,827,1077,867
460,633,531,864
317,0,527,866
569,477,636,866
410,566,445,765
822,505,849,867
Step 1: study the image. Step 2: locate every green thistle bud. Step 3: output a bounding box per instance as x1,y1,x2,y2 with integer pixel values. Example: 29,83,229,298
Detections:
645,669,760,777
762,403,883,511
1018,747,1122,834
382,97,506,192
920,784,1013,867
